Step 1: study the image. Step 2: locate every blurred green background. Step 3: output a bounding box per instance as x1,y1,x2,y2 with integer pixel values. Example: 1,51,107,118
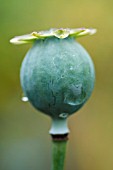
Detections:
0,0,113,170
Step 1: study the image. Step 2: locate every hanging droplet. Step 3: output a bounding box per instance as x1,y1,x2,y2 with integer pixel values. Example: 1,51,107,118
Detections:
59,113,68,119
21,96,29,102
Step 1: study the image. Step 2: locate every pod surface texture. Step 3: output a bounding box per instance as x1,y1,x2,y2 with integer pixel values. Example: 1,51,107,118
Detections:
20,37,95,118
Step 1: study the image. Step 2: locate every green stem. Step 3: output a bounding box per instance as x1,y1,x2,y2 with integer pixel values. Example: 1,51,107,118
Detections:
51,140,67,170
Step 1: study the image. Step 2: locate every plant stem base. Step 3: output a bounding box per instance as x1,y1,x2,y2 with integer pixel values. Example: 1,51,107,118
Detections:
51,139,68,170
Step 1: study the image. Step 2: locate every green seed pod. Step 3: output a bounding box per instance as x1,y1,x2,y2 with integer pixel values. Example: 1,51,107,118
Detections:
10,28,96,135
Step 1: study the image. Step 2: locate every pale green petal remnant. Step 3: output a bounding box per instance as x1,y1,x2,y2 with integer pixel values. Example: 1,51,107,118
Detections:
10,28,97,45
10,34,38,44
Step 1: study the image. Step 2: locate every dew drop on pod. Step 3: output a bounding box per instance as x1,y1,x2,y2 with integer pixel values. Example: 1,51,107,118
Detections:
10,28,96,139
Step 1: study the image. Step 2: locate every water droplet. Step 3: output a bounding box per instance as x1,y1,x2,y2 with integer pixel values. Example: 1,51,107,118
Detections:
63,84,86,106
21,96,29,102
59,113,68,118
